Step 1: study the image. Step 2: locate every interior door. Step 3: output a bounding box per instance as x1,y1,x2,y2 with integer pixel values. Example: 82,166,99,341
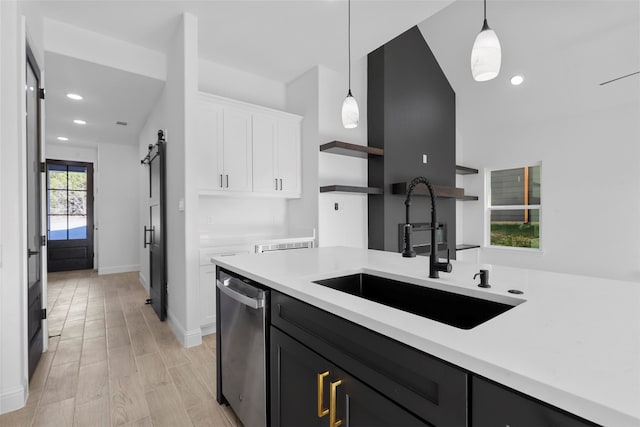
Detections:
144,131,167,321
26,45,44,379
46,160,94,272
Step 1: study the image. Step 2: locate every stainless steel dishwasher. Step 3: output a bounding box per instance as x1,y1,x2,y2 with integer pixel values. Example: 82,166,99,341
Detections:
217,269,268,427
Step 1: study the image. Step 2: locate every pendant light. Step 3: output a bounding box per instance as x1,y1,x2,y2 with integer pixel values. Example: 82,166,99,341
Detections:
341,0,359,128
471,0,501,82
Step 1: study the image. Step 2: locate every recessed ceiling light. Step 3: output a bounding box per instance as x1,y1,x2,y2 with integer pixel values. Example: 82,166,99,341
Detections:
57,136,69,141
510,75,524,86
73,119,87,125
66,93,83,100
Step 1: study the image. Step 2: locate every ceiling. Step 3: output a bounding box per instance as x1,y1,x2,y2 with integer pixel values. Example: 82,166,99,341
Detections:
44,52,165,147
32,0,454,83
418,0,640,135
38,0,639,149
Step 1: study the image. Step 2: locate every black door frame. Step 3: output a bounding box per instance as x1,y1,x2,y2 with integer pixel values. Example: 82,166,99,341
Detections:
26,42,44,380
46,159,95,272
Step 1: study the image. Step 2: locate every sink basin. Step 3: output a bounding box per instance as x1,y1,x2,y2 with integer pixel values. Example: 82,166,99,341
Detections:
312,273,519,329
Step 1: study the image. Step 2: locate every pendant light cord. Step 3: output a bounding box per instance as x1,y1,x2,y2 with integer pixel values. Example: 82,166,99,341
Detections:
348,0,352,92
484,0,486,21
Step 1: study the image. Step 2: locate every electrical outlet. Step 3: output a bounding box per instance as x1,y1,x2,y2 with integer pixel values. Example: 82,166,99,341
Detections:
207,215,215,225
178,198,185,211
423,154,428,164
334,203,339,211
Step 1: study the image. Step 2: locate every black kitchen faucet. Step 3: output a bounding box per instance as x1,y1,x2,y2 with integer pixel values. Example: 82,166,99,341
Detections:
402,176,452,278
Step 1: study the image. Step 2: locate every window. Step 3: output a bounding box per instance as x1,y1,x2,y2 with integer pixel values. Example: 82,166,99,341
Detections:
487,164,541,249
47,163,88,240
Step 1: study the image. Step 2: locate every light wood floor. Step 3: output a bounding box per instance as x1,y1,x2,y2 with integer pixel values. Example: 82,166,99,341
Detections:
0,270,241,427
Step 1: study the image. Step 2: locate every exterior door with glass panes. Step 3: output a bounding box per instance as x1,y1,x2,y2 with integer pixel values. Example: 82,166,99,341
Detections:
46,160,94,272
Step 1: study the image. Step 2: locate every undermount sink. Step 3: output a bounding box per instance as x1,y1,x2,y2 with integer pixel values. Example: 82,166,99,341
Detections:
312,273,520,329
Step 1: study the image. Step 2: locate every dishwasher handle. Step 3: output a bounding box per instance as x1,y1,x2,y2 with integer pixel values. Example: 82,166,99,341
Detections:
217,278,265,309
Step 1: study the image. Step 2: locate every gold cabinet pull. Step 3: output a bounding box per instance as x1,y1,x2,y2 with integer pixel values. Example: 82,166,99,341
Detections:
329,379,343,427
317,371,329,417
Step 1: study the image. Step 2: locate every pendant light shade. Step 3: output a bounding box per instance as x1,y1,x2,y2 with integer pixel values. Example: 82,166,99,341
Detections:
342,0,359,128
342,90,359,129
471,0,501,82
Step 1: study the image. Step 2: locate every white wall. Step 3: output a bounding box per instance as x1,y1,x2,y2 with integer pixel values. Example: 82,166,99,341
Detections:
43,18,165,81
0,0,28,414
285,60,369,250
317,60,368,248
199,58,286,110
286,67,320,242
96,143,139,274
461,103,640,282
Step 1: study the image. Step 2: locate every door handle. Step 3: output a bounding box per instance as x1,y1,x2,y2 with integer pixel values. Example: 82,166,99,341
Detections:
28,249,39,257
143,226,153,248
317,371,329,418
330,379,343,427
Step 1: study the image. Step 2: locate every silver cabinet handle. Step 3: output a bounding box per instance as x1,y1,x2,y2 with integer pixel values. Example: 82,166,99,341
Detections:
275,178,278,190
279,178,283,191
219,174,223,188
226,174,229,188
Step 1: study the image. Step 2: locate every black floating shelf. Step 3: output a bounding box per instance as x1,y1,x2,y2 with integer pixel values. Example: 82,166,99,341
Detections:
390,182,478,200
319,141,384,158
456,244,480,251
320,185,384,195
456,165,479,175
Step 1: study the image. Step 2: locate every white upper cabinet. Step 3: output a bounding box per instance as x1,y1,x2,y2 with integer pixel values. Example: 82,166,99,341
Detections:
275,118,301,196
196,100,223,191
196,92,301,198
252,114,302,197
252,114,278,193
222,107,252,192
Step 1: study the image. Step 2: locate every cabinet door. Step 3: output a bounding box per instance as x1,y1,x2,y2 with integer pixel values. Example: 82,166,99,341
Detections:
271,327,427,427
199,265,217,327
222,108,252,192
472,377,597,427
252,114,277,193
196,99,224,191
276,119,301,196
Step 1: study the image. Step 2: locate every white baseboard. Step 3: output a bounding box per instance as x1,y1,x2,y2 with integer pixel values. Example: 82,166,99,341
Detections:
0,384,26,415
167,311,202,348
138,272,149,291
98,264,140,275
201,323,216,336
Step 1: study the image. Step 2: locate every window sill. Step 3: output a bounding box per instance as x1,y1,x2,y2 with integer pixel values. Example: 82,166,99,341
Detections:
483,245,545,256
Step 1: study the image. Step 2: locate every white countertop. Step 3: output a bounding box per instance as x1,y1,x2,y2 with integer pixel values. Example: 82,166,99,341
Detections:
212,246,640,426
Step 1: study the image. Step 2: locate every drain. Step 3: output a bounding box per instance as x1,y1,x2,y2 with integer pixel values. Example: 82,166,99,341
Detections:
508,289,524,295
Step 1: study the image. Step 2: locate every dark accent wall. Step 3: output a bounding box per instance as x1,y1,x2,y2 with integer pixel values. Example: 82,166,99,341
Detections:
368,26,456,258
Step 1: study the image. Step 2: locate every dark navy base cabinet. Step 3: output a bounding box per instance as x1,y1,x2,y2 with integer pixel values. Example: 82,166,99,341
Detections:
271,327,426,427
472,377,598,427
264,289,598,427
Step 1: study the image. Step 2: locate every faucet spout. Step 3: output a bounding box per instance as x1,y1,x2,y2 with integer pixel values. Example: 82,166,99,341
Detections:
402,176,452,278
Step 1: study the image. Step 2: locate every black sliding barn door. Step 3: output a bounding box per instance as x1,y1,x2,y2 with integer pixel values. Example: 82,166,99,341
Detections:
142,130,167,321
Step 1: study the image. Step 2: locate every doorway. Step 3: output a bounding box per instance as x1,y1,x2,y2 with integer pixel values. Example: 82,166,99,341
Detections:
46,159,95,272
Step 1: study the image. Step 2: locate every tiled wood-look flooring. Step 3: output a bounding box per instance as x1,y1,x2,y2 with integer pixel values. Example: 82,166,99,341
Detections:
0,270,241,427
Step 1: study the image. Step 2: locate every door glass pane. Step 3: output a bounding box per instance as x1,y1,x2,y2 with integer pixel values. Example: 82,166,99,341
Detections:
48,164,68,189
68,166,87,190
68,215,87,239
48,216,68,240
490,209,540,248
69,191,87,215
49,190,68,214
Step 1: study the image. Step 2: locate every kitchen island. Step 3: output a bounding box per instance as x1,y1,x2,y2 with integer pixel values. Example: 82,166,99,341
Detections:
213,246,640,426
